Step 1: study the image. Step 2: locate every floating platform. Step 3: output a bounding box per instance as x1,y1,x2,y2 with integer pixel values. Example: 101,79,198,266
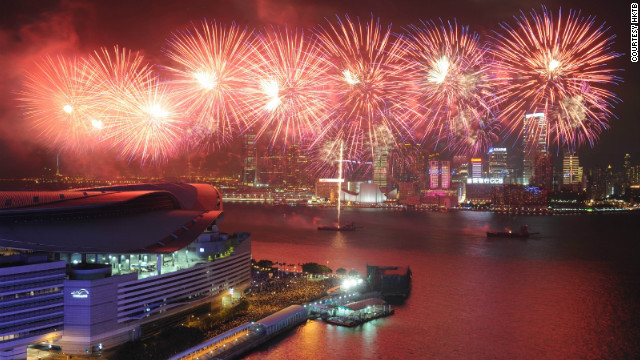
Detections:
322,298,394,327
325,309,395,327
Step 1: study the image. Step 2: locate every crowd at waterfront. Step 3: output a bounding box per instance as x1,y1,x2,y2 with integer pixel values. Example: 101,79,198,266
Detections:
198,266,335,340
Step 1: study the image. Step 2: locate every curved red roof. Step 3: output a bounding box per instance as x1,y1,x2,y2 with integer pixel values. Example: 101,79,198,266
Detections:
0,183,224,253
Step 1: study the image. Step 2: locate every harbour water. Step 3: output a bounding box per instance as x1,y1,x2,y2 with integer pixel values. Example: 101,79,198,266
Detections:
221,204,640,359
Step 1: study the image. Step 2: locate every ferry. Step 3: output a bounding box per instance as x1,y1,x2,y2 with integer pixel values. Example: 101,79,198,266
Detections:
487,225,531,238
317,222,358,231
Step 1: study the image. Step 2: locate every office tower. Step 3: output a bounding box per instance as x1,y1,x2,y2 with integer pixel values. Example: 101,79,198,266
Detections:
631,165,640,186
470,158,482,178
533,153,553,190
287,143,309,187
373,146,390,192
390,143,427,183
428,160,451,190
522,113,548,185
259,145,285,185
487,147,507,178
242,133,257,186
624,153,631,189
429,160,439,189
440,161,451,189
453,155,469,179
604,164,614,196
562,152,583,190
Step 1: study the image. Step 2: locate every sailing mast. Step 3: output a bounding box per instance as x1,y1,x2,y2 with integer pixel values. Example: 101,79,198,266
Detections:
337,141,343,226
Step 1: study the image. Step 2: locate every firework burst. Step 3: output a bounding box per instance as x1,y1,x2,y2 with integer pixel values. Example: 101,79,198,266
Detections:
399,19,498,155
490,6,622,150
87,46,153,99
314,15,410,164
99,74,185,164
164,21,257,148
247,26,332,146
446,112,501,155
19,55,102,152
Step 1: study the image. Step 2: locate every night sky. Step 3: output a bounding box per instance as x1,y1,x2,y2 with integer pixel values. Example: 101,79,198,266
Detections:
0,0,637,177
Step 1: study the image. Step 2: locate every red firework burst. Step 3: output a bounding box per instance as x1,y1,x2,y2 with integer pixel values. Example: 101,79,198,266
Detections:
490,6,622,151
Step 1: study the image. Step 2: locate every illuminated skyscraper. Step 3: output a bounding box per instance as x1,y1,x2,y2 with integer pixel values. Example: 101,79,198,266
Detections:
624,153,632,190
487,147,507,178
373,146,390,192
242,133,257,186
453,155,469,180
441,161,450,189
562,152,583,190
428,160,451,190
429,160,439,189
522,113,548,185
470,158,482,178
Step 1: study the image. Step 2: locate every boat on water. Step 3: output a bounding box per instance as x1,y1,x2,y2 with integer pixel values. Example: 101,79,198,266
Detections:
487,225,531,238
318,222,358,231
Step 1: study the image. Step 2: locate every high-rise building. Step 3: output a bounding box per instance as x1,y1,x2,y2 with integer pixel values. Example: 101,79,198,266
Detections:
562,152,583,190
285,143,309,187
242,133,257,186
631,165,640,186
487,147,507,179
451,155,469,202
259,145,285,185
428,160,451,190
390,144,427,184
522,113,548,185
441,161,450,189
624,153,632,190
429,160,439,189
373,146,390,192
605,164,615,196
470,158,482,179
452,155,469,179
533,153,553,190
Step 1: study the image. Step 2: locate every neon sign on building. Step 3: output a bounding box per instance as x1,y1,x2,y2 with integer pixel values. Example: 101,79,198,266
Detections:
466,178,504,185
71,289,89,299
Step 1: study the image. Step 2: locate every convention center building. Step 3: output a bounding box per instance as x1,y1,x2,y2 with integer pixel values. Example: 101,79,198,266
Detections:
0,183,251,359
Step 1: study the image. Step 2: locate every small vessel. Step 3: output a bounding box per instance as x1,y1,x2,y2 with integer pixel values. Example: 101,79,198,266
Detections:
487,225,530,238
318,222,357,231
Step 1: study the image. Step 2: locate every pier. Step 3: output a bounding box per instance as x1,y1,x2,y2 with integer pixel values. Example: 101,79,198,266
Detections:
168,305,308,360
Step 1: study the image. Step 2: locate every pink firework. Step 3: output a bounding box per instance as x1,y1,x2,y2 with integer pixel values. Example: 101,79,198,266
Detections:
248,26,333,146
164,21,257,148
86,46,185,164
490,6,622,150
314,15,410,164
99,74,185,165
399,19,498,155
446,113,500,155
19,55,102,152
87,46,153,100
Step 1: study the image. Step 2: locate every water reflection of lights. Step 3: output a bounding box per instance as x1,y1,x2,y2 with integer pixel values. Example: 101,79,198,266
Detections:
361,321,379,357
331,232,347,248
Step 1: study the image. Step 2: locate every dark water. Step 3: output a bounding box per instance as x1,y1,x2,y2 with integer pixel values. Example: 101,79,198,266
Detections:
221,204,640,359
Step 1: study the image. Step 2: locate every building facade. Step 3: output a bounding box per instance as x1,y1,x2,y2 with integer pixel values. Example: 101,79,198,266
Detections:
0,184,251,359
522,113,548,185
562,152,583,190
487,147,507,179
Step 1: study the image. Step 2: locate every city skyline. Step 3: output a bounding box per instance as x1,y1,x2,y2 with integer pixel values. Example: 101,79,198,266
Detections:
1,2,639,358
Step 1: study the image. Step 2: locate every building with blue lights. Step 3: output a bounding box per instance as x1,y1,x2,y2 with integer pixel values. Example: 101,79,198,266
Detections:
0,184,251,359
